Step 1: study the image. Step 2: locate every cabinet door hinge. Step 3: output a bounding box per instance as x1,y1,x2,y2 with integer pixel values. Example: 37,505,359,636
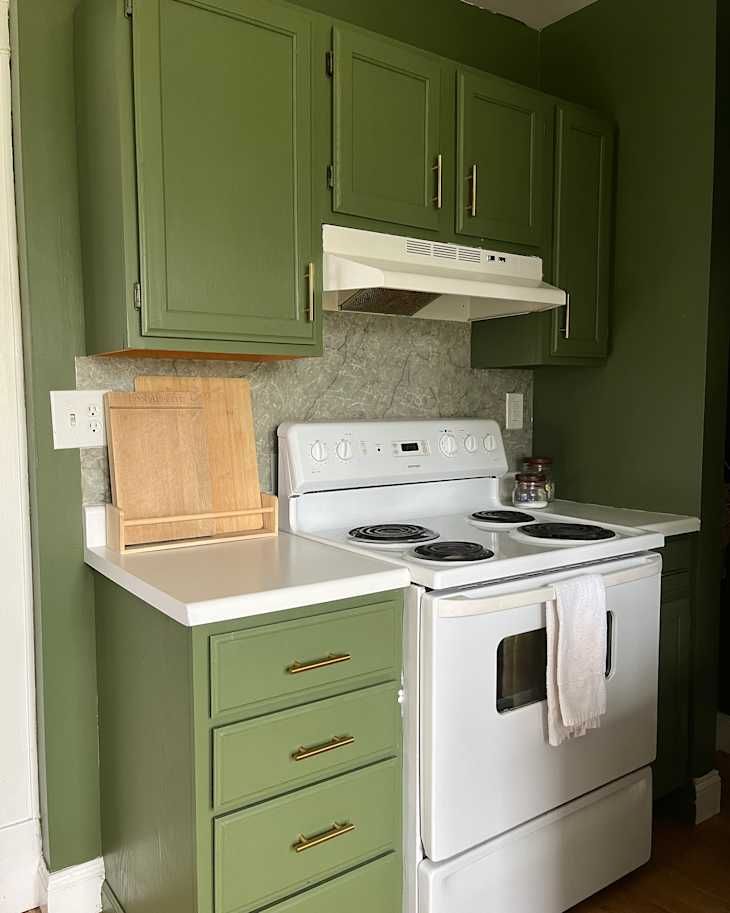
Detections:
325,50,334,77
327,164,335,189
133,282,142,311
124,0,133,18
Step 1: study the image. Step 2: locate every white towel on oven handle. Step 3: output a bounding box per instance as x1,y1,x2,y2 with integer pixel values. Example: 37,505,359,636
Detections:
546,574,607,747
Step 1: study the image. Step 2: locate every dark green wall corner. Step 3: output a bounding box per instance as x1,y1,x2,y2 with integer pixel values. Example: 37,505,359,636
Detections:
536,0,727,779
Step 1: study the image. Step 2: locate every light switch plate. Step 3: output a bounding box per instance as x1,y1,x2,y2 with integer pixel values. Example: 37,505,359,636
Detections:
505,393,524,430
50,390,108,449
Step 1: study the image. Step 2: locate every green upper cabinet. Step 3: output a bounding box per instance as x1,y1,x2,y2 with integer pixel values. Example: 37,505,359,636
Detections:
471,101,615,368
456,69,549,246
75,0,321,358
549,103,614,359
331,26,447,233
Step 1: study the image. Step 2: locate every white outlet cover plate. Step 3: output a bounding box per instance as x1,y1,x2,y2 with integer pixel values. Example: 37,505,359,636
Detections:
505,392,524,430
50,390,109,449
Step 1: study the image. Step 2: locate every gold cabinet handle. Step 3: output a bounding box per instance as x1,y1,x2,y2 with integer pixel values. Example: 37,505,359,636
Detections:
292,735,355,762
432,153,443,209
293,821,355,853
306,262,315,322
562,292,571,339
468,163,478,217
287,652,352,675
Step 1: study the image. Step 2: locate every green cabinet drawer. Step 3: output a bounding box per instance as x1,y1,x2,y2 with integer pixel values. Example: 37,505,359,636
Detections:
214,759,400,913
657,537,693,575
209,601,401,718
261,853,402,913
213,683,401,810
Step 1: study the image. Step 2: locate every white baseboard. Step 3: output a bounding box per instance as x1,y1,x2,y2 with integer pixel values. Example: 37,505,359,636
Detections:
694,769,723,824
717,712,730,754
0,818,42,913
39,856,104,913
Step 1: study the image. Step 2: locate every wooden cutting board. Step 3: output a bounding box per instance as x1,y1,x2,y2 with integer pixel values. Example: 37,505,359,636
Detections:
134,376,262,533
105,391,215,545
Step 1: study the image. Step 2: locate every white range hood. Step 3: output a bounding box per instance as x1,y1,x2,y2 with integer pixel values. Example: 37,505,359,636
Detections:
322,225,567,322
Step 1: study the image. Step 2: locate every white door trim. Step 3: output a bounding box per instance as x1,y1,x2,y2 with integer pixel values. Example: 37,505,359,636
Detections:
0,0,42,909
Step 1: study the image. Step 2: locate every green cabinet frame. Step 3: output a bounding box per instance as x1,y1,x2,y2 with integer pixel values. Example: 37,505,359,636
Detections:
331,26,447,233
456,69,550,246
471,101,615,368
76,0,322,359
94,577,404,913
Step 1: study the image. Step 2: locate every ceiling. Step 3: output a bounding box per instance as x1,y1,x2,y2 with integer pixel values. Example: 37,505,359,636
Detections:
462,0,598,30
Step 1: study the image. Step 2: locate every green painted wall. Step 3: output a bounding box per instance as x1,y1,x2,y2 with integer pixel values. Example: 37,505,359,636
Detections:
536,0,726,777
11,0,539,872
11,0,101,869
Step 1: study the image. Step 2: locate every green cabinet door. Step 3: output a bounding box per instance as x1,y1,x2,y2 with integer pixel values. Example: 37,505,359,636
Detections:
654,576,692,799
331,26,446,232
131,0,316,345
456,69,549,246
549,104,614,359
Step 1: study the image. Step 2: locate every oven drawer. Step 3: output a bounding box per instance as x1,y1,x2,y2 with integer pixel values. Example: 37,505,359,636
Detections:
212,683,401,810
257,853,401,913
419,768,652,913
214,758,400,913
209,600,401,718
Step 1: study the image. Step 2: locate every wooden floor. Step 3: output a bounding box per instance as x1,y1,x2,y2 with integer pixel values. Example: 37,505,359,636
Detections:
23,758,729,913
571,754,730,912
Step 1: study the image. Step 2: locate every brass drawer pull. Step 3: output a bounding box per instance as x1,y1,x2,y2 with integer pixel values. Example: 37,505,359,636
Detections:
306,262,315,322
292,735,355,762
287,653,352,675
468,163,478,217
293,821,355,853
432,153,443,209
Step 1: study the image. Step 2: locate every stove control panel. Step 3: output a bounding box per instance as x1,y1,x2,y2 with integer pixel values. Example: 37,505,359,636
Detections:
278,419,508,495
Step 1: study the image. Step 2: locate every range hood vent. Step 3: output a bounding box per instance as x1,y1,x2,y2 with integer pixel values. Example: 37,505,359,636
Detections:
322,225,567,322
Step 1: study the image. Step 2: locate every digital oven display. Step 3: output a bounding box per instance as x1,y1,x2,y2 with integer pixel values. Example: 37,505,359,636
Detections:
400,442,420,453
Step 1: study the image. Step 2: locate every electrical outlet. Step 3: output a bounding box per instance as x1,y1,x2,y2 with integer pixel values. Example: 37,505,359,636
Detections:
50,390,108,449
505,393,524,431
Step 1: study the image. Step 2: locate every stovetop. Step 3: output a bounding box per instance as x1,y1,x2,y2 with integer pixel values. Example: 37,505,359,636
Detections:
277,419,665,590
305,508,662,590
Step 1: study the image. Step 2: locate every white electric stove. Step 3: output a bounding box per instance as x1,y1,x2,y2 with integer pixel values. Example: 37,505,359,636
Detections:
278,419,663,913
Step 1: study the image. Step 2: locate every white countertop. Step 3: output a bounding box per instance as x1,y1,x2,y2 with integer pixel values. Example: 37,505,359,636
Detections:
546,500,700,537
83,506,409,627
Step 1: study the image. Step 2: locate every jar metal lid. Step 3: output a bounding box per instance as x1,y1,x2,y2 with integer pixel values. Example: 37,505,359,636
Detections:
515,472,546,484
526,457,553,466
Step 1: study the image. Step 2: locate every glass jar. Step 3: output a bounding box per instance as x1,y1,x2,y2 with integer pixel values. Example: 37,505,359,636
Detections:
512,473,549,509
523,457,555,502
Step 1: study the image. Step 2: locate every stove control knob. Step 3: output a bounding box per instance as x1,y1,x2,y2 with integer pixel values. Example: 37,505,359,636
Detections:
464,433,478,453
483,434,497,452
335,439,353,462
439,433,458,457
310,440,328,463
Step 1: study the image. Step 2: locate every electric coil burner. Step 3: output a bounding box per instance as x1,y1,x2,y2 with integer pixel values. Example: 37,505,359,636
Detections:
518,522,617,542
413,541,495,563
348,523,439,546
471,510,535,524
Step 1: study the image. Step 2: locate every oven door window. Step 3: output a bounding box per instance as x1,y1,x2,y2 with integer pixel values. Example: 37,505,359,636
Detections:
496,613,613,714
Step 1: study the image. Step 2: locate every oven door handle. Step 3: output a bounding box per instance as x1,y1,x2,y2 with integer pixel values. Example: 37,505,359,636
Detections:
437,556,661,618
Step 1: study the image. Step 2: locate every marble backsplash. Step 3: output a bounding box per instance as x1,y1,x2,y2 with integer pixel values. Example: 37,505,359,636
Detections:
76,312,533,504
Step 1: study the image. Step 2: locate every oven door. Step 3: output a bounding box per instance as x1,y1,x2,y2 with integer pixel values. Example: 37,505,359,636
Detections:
420,553,661,862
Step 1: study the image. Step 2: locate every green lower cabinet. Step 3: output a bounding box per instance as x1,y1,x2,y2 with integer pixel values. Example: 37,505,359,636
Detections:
471,102,615,367
652,537,694,800
215,760,401,913
94,576,404,913
259,853,401,913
